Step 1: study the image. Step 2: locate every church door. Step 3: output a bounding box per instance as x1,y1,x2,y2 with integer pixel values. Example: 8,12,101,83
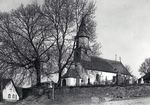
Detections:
62,79,66,86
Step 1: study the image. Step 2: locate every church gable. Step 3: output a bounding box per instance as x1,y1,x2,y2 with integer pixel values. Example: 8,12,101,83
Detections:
2,79,20,101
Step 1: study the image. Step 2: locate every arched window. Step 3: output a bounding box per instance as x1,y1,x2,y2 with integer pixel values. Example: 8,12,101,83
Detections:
8,94,11,98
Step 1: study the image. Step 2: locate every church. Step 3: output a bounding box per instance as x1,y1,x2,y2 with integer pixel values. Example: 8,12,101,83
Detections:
61,17,132,87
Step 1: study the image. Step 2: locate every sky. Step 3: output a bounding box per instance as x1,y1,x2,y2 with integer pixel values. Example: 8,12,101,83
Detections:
95,0,150,77
0,0,150,77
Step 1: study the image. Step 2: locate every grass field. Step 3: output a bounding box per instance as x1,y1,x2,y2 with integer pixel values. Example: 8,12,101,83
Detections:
1,84,150,105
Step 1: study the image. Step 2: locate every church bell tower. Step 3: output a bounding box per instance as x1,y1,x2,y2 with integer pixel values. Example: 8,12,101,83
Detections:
74,17,91,62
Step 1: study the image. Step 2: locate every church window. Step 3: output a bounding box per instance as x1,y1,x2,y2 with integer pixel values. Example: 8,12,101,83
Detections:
10,88,12,92
88,78,90,85
96,74,100,82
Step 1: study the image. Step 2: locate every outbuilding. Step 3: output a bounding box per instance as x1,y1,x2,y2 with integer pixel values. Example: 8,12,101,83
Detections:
0,78,22,102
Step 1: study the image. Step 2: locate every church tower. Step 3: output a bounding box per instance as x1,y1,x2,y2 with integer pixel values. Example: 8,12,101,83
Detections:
74,17,91,62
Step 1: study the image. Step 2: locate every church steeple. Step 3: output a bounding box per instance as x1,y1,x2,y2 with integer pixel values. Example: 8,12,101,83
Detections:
74,16,91,62
75,16,89,48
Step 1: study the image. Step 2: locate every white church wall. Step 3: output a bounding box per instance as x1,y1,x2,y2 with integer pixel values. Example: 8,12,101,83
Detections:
79,68,117,85
65,78,77,86
101,72,116,81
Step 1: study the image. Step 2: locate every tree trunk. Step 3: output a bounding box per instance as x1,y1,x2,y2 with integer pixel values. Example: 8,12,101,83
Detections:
35,59,41,86
57,71,62,87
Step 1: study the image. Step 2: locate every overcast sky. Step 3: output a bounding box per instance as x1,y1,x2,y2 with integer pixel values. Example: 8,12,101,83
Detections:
95,0,150,77
0,0,149,77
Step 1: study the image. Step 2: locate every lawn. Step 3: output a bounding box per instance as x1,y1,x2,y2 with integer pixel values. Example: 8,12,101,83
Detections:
2,84,150,105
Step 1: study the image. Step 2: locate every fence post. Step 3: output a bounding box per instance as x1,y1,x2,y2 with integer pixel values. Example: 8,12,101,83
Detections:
52,82,55,100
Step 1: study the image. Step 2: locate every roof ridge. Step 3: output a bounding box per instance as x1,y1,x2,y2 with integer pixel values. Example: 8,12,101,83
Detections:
90,56,121,63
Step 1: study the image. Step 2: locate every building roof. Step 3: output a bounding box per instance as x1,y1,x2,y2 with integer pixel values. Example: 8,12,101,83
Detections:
80,56,115,73
62,67,81,78
76,16,89,38
63,56,131,79
105,59,132,76
81,56,131,76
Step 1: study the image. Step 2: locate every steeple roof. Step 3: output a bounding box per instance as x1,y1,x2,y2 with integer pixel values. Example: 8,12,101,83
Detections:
76,16,89,38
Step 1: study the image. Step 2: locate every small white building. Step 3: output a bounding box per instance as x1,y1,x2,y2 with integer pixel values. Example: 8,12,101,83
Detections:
62,67,81,86
0,79,22,102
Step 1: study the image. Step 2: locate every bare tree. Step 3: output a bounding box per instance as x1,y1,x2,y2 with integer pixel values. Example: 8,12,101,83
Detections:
125,65,133,76
139,58,150,75
90,42,101,56
0,0,98,87
0,4,55,86
43,0,96,86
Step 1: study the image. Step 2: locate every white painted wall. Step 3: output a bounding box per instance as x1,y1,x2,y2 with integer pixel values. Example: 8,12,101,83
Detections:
65,78,77,86
80,70,116,85
3,81,19,101
101,72,116,81
75,63,117,85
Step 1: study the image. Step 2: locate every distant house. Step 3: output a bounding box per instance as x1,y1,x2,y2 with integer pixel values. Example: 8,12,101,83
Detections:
138,72,150,84
61,18,132,87
0,78,22,102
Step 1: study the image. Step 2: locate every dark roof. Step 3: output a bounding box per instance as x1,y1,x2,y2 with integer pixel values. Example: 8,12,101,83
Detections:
63,56,131,78
105,59,132,76
62,67,81,78
81,56,131,76
80,56,115,73
75,16,89,40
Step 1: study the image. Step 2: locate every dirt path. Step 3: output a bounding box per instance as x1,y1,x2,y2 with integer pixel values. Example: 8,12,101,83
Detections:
100,96,150,105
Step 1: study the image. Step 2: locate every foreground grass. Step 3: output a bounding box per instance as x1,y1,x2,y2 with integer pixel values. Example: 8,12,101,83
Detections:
2,84,150,105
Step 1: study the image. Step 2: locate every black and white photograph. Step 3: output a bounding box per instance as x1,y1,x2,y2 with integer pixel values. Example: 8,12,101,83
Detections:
0,0,150,105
